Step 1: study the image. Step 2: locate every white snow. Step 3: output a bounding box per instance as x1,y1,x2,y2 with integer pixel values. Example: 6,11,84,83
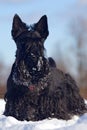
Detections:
0,99,87,130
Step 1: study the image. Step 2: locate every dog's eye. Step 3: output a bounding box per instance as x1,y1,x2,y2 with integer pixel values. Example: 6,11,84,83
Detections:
31,53,36,58
31,53,35,56
30,53,37,60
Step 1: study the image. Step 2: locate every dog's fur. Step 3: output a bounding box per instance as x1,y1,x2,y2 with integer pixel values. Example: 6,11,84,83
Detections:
4,14,87,121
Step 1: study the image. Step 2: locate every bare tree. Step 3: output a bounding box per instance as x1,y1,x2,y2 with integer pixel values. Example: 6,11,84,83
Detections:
51,42,68,72
0,61,10,86
0,61,11,98
70,16,87,87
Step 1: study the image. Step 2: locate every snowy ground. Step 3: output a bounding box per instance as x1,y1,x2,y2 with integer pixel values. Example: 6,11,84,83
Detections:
0,99,87,130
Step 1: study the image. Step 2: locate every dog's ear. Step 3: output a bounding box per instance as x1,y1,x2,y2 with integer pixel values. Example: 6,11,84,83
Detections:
11,14,27,39
36,15,49,39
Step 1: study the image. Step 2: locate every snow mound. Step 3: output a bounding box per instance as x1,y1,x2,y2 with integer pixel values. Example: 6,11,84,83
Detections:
0,99,87,130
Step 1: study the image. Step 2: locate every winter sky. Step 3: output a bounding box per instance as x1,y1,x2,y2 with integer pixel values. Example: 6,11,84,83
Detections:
0,0,87,65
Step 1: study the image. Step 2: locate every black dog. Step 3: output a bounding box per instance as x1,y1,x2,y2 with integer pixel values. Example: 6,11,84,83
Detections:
4,14,87,121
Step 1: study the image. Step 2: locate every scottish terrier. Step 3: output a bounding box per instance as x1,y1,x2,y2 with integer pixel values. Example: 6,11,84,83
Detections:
4,14,87,121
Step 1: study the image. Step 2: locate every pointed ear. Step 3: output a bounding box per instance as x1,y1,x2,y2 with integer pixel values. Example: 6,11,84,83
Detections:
11,14,27,39
36,15,49,39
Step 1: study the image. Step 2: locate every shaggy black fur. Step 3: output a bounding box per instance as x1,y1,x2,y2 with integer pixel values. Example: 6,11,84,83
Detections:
4,14,87,121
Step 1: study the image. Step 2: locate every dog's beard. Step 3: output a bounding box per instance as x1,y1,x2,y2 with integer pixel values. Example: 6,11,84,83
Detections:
12,60,31,86
12,54,48,86
37,57,43,70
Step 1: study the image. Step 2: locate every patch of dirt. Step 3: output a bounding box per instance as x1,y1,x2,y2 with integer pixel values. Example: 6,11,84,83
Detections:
80,87,87,99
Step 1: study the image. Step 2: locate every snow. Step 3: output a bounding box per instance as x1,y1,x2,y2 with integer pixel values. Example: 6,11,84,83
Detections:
0,99,87,130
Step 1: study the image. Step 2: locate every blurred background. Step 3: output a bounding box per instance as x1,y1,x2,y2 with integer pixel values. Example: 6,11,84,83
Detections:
0,0,87,99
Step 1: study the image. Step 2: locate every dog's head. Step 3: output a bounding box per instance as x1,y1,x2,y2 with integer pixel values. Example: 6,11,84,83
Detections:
11,14,49,83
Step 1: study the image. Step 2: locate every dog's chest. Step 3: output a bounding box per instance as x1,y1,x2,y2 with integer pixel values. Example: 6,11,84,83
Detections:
12,62,50,94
